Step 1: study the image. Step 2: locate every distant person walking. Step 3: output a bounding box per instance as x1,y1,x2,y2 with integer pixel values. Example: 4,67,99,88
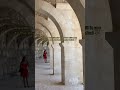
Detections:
43,50,47,63
19,56,29,88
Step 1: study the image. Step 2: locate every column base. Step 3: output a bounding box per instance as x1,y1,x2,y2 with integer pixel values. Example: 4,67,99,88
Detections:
64,76,81,86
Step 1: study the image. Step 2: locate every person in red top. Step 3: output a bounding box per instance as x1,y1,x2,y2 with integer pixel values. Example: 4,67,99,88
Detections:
20,56,29,88
43,50,47,63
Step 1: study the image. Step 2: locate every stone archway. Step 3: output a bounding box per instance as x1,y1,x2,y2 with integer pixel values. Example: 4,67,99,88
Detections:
67,0,85,38
35,0,84,86
0,6,34,86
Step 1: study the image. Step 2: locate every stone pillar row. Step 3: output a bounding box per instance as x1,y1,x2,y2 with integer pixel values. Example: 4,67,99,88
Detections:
48,45,54,74
52,43,61,75
49,41,83,86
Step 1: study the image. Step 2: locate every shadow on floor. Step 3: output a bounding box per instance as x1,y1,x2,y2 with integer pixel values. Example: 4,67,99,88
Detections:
53,82,64,86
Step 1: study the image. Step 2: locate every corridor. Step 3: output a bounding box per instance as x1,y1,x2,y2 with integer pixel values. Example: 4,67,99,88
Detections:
0,0,85,89
0,0,119,90
35,57,84,90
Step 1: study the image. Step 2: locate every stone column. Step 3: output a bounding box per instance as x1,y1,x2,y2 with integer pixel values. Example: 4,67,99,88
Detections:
59,43,65,83
60,42,83,86
52,43,61,75
79,39,85,84
106,32,120,90
48,45,54,74
85,0,114,90
46,46,50,63
85,33,114,90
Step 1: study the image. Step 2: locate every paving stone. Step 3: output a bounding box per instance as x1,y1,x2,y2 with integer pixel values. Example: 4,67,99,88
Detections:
35,58,84,90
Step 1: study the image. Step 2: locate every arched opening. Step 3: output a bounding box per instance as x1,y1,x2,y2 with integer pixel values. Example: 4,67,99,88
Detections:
35,0,84,89
0,6,35,88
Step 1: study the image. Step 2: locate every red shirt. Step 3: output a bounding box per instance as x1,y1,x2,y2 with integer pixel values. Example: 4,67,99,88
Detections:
20,62,29,78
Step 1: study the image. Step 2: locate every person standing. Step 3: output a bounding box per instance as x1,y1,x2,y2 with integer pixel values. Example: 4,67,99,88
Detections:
19,56,29,88
43,50,47,63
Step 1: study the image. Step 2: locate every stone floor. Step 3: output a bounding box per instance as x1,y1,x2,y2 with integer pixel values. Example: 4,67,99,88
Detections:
0,71,35,90
35,58,84,90
0,57,84,90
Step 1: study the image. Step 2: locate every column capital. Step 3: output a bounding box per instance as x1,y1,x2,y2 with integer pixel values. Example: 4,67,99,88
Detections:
60,41,82,48
52,43,61,48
